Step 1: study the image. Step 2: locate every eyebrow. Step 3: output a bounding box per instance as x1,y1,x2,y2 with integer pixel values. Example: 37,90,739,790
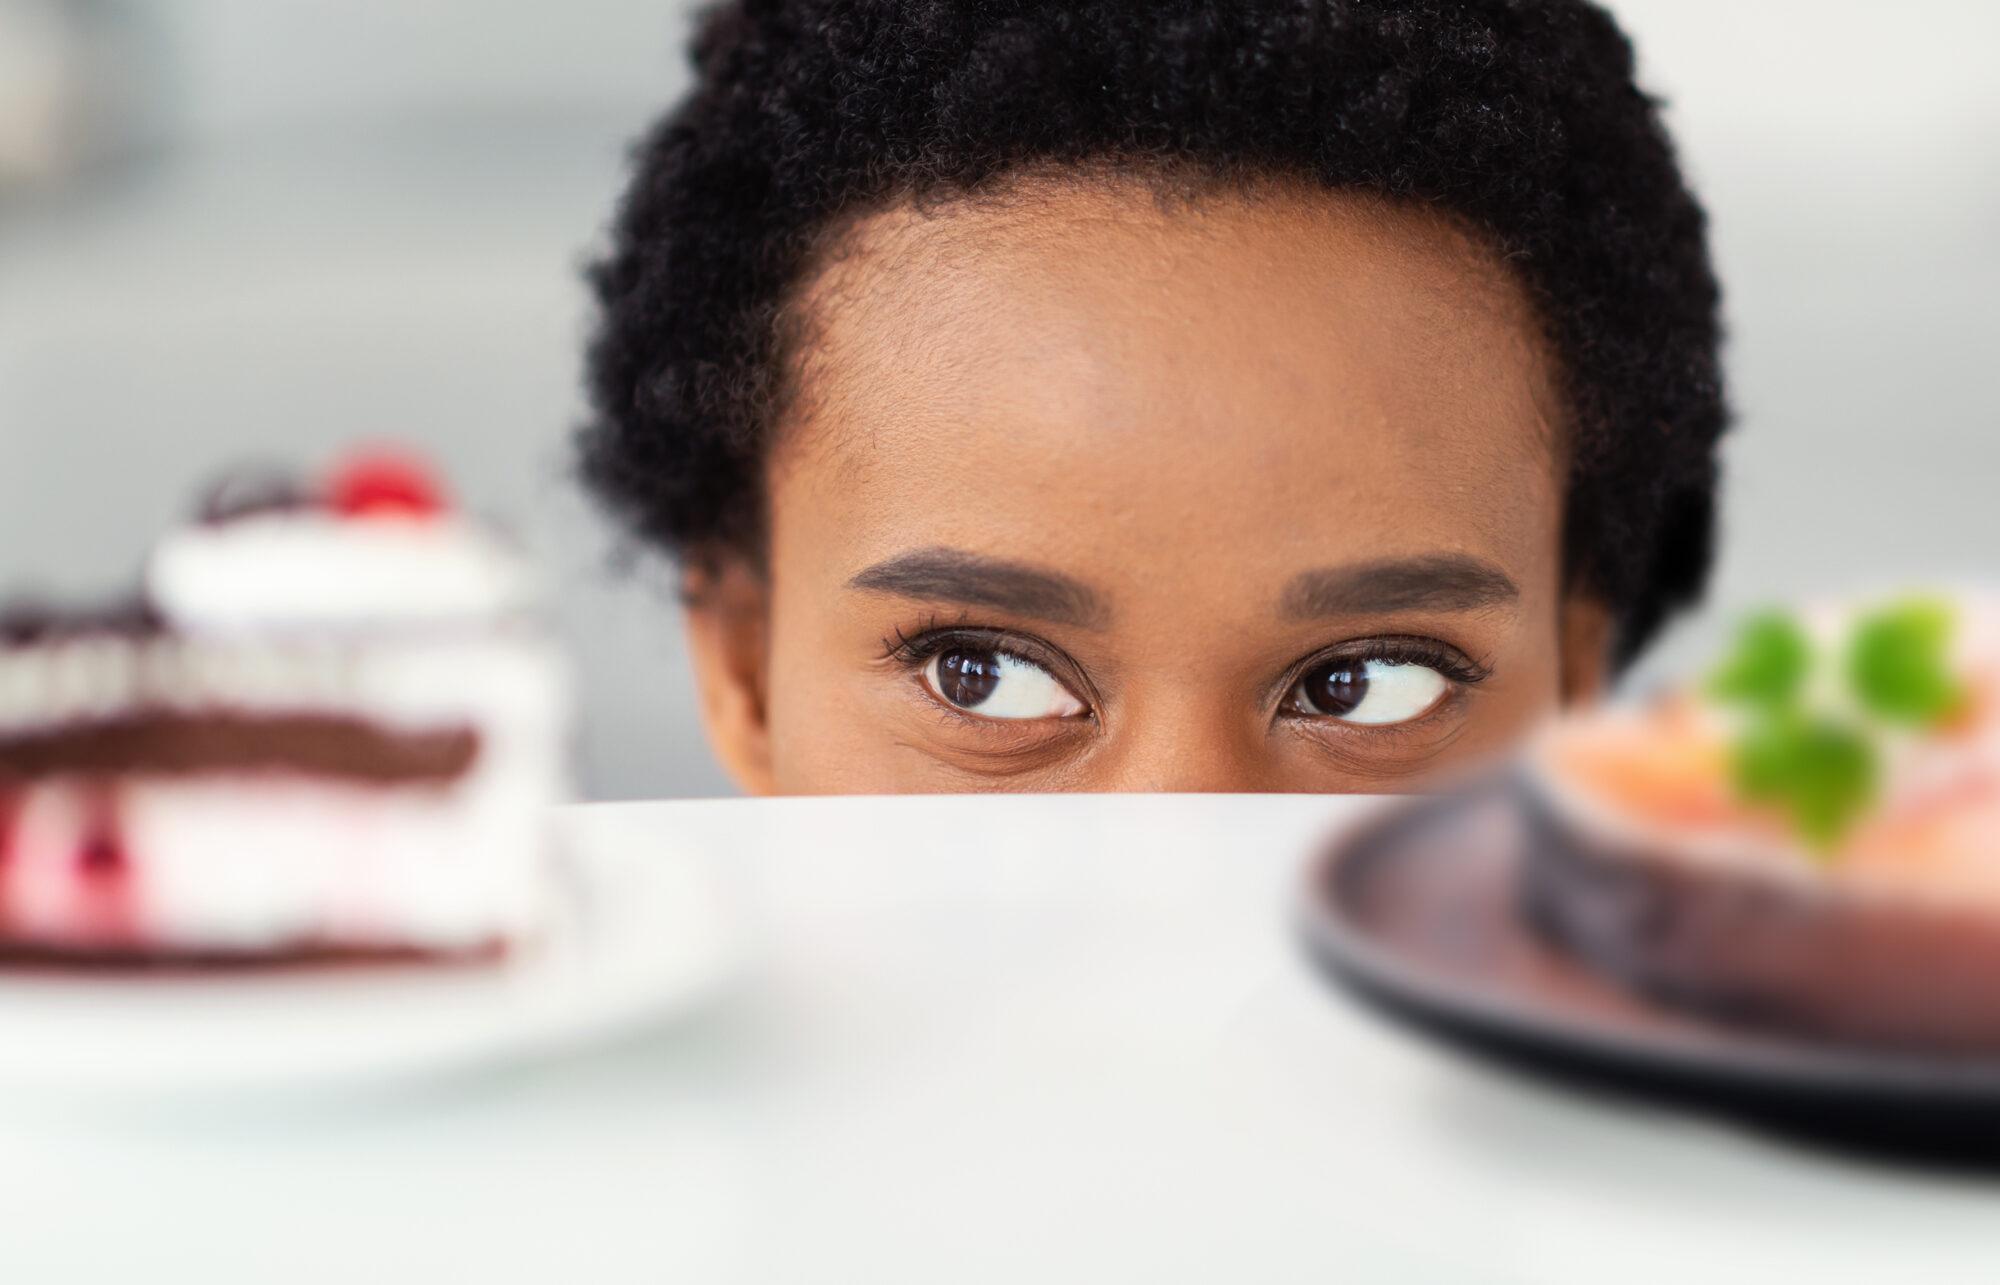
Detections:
1280,555,1520,619
847,547,1109,627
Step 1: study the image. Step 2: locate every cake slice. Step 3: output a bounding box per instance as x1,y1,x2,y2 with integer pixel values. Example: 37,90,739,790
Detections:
0,452,568,963
1522,596,2000,1053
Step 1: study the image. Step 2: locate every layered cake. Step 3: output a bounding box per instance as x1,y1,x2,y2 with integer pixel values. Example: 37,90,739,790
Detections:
1523,595,2000,1054
0,453,568,963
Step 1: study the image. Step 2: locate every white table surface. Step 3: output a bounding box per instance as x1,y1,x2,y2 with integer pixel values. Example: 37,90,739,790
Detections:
3,793,1998,1283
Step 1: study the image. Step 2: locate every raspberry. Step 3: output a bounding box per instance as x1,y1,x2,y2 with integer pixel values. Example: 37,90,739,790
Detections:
329,450,448,518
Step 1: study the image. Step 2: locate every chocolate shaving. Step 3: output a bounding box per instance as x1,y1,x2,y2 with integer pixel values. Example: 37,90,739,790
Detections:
196,466,320,524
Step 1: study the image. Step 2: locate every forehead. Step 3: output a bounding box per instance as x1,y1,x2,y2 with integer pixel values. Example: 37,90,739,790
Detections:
771,178,1565,602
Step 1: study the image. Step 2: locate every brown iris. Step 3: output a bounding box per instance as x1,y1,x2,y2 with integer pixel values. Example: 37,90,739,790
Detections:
935,648,1004,709
1298,661,1368,717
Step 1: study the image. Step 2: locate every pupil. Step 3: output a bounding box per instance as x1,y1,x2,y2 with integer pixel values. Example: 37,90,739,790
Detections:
1306,662,1368,716
938,648,1003,708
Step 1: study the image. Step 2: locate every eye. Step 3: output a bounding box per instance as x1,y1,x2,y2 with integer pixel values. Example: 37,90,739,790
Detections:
923,646,1087,720
1289,658,1449,726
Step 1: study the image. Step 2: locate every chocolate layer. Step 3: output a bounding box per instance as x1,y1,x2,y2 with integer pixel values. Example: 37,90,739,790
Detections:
1521,781,2000,1056
0,713,478,784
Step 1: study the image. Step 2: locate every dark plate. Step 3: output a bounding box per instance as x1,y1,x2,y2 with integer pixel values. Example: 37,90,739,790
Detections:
1300,777,2000,1167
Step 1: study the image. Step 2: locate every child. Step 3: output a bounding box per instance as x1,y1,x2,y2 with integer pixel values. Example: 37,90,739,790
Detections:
579,0,1726,793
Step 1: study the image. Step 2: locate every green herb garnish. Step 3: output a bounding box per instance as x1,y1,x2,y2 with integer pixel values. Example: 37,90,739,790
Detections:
1705,597,1961,854
1848,597,1966,727
1707,611,1813,711
1730,713,1878,850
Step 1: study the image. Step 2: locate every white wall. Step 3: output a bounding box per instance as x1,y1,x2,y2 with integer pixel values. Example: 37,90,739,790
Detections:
160,0,692,140
2,0,1996,794
1608,0,2000,679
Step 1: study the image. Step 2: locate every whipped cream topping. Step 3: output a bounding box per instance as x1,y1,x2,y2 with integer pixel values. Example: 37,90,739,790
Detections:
146,513,530,632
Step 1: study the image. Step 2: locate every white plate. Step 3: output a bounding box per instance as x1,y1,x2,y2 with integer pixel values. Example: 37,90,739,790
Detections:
0,825,748,1104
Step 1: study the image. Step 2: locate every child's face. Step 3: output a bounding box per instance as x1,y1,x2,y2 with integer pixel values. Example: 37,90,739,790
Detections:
686,179,1611,793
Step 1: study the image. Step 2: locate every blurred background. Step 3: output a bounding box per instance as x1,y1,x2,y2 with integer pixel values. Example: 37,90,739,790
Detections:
2,0,1996,799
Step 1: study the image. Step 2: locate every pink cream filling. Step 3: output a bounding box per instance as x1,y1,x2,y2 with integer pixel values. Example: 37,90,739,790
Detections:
0,772,546,955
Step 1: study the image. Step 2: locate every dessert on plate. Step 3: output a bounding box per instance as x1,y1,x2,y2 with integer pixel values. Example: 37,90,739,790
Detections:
0,452,569,964
1524,595,2000,1054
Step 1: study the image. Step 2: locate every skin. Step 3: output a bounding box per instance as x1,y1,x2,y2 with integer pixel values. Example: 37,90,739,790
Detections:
684,175,1613,793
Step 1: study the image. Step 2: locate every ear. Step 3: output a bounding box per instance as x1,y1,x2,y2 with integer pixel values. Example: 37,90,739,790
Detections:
680,557,777,795
1558,594,1615,706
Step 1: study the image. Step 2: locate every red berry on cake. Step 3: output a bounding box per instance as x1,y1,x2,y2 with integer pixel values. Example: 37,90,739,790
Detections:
0,454,569,965
329,449,449,519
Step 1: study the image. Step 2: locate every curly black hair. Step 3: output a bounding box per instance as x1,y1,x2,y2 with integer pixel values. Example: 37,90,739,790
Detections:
580,0,1727,664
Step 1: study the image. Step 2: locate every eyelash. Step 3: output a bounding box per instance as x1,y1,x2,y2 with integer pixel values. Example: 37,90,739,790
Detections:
1286,635,1492,690
879,618,1080,684
878,614,964,664
878,620,1491,720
